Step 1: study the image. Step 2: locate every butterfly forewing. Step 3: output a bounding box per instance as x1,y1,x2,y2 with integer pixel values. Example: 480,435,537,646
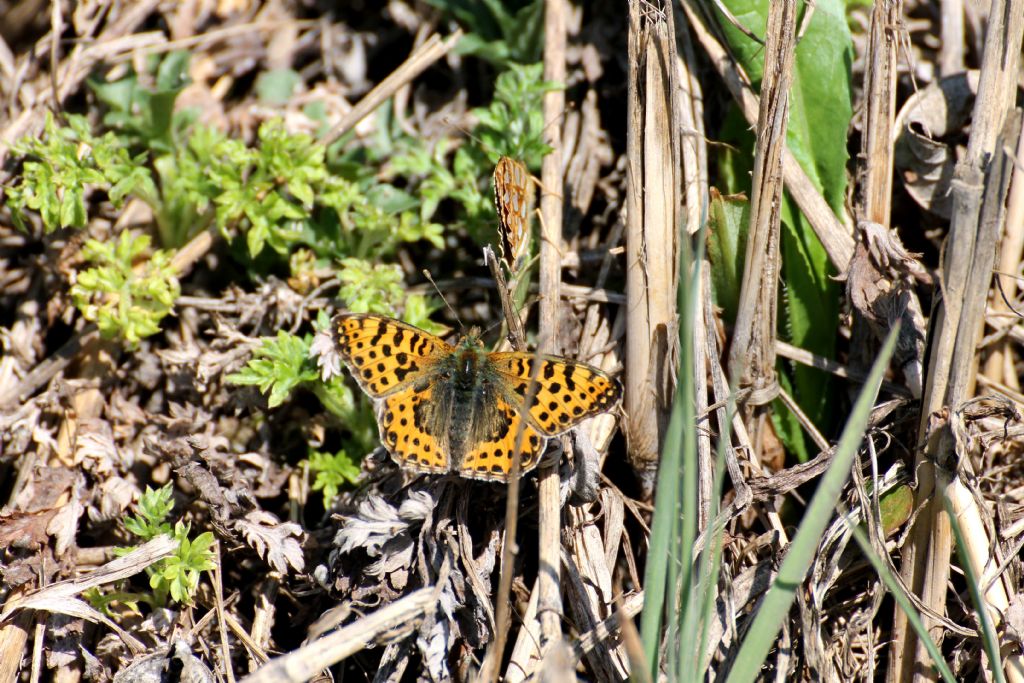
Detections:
488,353,621,436
493,157,532,269
334,313,452,398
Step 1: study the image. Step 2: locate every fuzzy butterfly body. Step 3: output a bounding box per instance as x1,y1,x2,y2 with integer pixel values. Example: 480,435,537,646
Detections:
334,313,620,482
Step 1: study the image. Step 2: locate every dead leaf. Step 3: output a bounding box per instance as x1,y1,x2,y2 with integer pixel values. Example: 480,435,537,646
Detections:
235,510,305,573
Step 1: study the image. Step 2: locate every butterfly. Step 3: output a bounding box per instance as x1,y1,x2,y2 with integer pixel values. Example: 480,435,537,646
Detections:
333,313,621,482
493,157,533,272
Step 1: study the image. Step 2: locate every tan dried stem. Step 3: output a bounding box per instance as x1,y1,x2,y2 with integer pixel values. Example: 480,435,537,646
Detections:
323,30,463,146
983,116,1024,389
859,0,902,227
240,587,438,683
725,0,797,453
624,0,681,495
888,0,1024,677
535,0,569,661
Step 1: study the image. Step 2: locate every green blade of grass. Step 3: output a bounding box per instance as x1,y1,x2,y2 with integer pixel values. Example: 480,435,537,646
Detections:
847,524,956,682
640,234,698,677
674,238,702,680
724,324,899,683
945,490,1007,683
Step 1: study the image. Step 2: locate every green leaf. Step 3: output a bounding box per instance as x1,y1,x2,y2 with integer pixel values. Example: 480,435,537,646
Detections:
227,331,319,407
706,190,750,322
7,113,158,234
124,484,174,541
429,0,543,66
256,69,302,105
70,232,180,346
308,449,362,507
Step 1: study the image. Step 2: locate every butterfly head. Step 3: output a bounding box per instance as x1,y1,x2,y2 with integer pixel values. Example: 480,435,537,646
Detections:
458,327,486,348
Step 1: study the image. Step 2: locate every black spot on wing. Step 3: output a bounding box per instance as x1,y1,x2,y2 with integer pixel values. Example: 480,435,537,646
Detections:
562,364,576,391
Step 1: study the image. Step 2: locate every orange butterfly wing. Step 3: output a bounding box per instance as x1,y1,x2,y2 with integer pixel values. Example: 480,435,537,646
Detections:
488,353,621,436
493,157,533,270
334,313,451,397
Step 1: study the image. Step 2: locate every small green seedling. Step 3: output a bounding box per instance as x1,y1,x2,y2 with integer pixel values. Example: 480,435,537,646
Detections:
70,232,180,347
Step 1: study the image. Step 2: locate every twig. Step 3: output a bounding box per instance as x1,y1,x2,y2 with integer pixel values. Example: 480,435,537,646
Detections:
213,542,235,683
535,0,569,659
478,247,532,683
239,587,437,683
323,30,463,146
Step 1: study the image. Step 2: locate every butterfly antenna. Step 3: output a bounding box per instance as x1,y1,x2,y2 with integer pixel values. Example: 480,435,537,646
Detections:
422,269,464,331
440,115,493,156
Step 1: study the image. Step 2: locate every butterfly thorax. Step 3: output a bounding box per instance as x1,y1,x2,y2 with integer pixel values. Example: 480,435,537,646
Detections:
416,336,513,471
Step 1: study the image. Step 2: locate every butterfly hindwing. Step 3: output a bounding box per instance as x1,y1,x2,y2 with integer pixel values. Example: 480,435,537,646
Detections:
488,353,621,436
334,313,452,398
458,395,546,480
379,383,449,474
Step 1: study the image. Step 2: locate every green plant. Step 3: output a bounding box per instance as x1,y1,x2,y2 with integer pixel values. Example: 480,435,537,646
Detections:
123,484,175,539
428,0,544,66
471,62,557,166
153,521,216,605
385,62,558,249
118,485,216,607
228,331,321,408
6,112,157,234
70,231,180,346
89,51,221,248
308,449,362,507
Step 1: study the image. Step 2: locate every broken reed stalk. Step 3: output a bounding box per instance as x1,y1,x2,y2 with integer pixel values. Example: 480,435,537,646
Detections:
624,0,680,499
724,0,797,456
888,0,1024,678
859,0,901,226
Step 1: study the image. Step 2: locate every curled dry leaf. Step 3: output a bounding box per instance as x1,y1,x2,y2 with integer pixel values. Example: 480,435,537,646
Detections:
74,417,119,474
893,71,980,218
840,221,928,397
235,510,305,574
92,476,137,523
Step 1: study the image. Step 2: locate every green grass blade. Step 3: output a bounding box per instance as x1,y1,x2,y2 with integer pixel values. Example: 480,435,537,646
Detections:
945,492,1007,683
641,231,700,678
847,525,956,682
724,325,899,683
639,324,686,675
